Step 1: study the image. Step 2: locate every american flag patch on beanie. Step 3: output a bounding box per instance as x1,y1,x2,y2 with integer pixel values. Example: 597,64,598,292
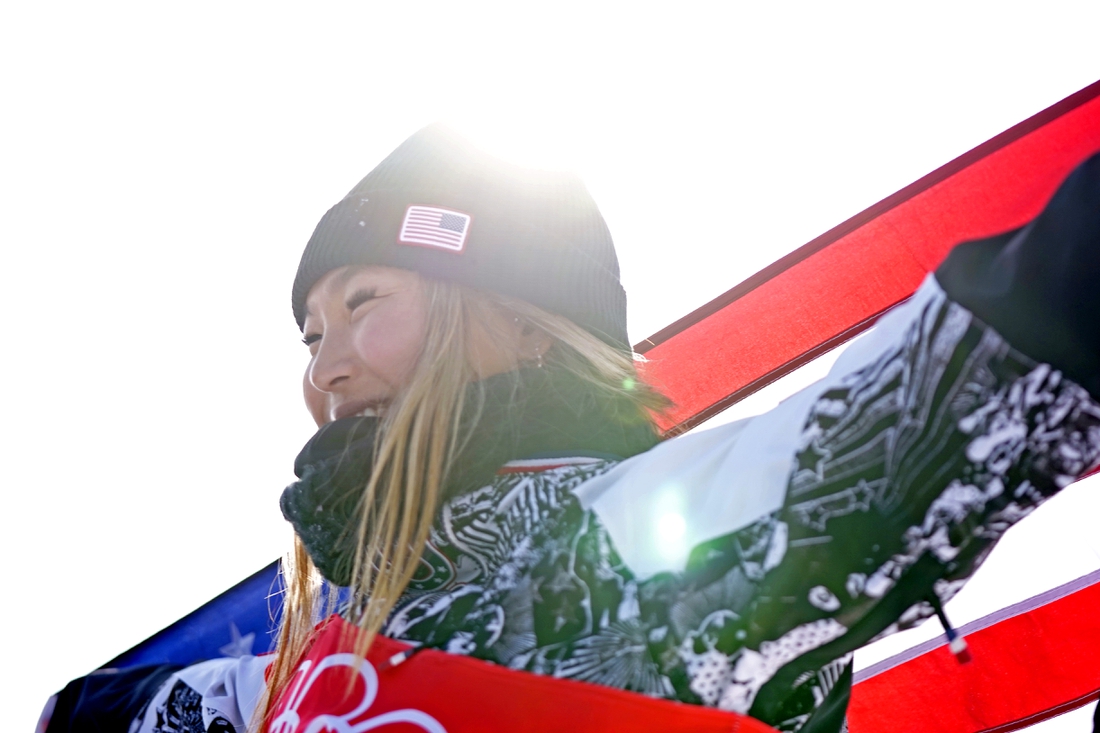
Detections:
398,205,472,252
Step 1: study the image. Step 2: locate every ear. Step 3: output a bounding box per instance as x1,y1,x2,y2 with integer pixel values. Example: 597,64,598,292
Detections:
517,322,555,364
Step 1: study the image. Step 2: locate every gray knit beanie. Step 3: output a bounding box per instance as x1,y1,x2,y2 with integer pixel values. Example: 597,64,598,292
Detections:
291,124,629,349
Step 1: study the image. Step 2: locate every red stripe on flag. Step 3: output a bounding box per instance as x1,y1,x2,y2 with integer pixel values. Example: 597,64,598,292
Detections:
638,80,1100,434
848,577,1100,733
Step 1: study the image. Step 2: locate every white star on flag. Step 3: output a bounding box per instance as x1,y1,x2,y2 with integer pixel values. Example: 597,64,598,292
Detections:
219,622,256,658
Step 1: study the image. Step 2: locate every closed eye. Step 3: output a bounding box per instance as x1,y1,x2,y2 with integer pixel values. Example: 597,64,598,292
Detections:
302,333,322,347
345,287,379,312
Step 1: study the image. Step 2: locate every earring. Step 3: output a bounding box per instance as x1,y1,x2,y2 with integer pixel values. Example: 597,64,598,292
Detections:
536,349,544,369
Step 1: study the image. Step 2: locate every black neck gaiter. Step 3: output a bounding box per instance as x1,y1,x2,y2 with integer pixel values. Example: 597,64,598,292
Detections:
280,366,658,586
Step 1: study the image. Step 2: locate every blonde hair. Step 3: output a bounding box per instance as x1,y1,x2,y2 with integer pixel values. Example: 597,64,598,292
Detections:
257,280,665,729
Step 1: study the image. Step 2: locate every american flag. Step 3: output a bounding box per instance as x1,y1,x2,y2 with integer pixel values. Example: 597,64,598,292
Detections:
398,205,472,252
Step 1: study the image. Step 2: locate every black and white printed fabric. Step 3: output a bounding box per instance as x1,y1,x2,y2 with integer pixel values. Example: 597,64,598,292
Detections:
129,656,270,733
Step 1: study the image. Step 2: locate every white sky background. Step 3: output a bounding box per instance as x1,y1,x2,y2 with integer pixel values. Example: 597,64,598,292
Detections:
2,2,1100,730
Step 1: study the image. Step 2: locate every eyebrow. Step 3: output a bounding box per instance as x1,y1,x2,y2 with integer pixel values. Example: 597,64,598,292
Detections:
304,267,368,319
333,266,364,290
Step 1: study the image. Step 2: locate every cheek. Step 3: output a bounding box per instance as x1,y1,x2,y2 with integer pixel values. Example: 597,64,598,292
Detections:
352,301,429,385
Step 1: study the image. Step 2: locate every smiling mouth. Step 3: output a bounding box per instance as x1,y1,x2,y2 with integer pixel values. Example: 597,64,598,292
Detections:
331,401,388,422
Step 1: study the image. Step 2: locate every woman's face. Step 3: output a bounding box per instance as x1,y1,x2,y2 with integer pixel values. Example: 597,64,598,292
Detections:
302,266,430,426
302,265,547,427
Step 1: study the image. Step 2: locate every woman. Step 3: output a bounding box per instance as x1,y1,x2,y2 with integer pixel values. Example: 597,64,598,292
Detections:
49,125,1100,733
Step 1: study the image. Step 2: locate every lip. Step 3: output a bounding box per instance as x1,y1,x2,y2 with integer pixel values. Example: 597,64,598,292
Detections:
329,400,386,422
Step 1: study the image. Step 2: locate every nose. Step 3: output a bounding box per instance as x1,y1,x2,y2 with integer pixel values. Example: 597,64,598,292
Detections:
307,327,356,394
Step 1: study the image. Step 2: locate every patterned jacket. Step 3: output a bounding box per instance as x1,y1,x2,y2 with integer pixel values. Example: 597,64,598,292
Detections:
375,273,1100,731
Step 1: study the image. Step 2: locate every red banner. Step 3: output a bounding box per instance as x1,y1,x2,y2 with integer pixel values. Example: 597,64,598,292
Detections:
849,572,1100,733
640,80,1100,434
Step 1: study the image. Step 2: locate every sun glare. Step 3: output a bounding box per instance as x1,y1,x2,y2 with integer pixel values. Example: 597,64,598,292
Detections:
652,487,690,565
442,112,589,172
